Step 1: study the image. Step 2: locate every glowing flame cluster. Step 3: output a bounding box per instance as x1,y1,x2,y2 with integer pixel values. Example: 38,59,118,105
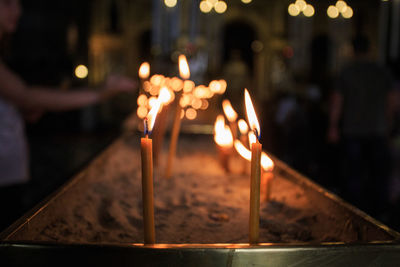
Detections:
216,89,275,172
222,100,238,122
214,115,233,148
136,57,226,121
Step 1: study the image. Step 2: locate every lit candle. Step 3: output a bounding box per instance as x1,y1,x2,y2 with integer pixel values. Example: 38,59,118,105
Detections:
153,87,174,166
234,137,275,202
222,99,238,140
244,88,262,244
141,98,161,244
165,54,190,178
138,62,150,93
214,115,234,173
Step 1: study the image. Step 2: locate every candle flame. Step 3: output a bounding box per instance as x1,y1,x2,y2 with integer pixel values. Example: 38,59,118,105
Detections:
261,152,274,172
248,131,257,147
238,119,249,135
144,99,161,135
234,140,275,171
244,89,260,140
209,80,221,93
158,86,172,104
139,62,150,79
234,140,252,161
179,55,190,80
222,99,238,122
214,115,233,147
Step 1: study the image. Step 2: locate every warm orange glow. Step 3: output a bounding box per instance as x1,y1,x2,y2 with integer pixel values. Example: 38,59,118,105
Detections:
179,54,190,80
143,81,151,92
248,131,257,147
218,80,227,94
185,108,197,120
222,99,238,122
158,86,172,104
235,140,275,172
194,85,208,98
137,94,148,106
170,77,183,92
148,96,158,109
179,94,192,108
214,115,233,147
234,140,251,161
191,97,202,109
261,152,274,172
139,62,150,79
209,80,222,93
149,86,159,96
150,74,164,86
244,89,260,139
200,99,209,110
137,106,148,119
183,80,195,93
145,99,161,134
238,119,249,135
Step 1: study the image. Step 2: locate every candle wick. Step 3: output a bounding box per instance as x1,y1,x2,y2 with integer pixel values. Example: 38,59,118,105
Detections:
253,129,260,141
144,117,149,136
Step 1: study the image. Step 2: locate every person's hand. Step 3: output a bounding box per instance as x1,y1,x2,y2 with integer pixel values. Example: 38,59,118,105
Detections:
101,74,137,100
327,125,340,144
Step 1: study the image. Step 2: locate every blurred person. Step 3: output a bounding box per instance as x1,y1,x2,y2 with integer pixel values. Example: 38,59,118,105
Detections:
327,34,398,218
0,0,136,231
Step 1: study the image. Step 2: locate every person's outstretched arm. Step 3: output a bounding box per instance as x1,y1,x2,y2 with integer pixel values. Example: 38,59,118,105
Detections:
0,61,136,111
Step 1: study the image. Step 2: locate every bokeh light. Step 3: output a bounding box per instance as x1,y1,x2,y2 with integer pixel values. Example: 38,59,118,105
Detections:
164,0,177,8
288,3,300,16
200,1,213,13
303,4,315,17
75,65,88,79
214,1,227,14
342,6,353,18
327,5,339,18
185,108,197,120
137,106,148,119
137,94,148,106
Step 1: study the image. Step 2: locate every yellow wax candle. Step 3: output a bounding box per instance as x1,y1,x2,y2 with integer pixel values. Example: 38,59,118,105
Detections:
165,54,190,178
141,136,155,244
261,171,274,202
165,102,182,178
140,98,161,244
249,140,262,244
244,88,262,245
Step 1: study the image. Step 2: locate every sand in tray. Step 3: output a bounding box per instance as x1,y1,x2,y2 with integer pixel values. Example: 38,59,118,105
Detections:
28,135,359,244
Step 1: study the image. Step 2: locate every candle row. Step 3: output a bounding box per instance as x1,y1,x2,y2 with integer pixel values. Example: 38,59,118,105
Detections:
139,56,274,245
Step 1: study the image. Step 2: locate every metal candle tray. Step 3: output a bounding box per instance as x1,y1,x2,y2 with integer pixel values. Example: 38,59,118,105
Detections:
1,134,399,266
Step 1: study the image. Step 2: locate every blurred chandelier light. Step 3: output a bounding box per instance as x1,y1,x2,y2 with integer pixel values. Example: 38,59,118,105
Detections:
75,65,88,79
164,0,177,8
200,0,227,14
288,0,314,17
241,0,252,3
328,0,353,19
